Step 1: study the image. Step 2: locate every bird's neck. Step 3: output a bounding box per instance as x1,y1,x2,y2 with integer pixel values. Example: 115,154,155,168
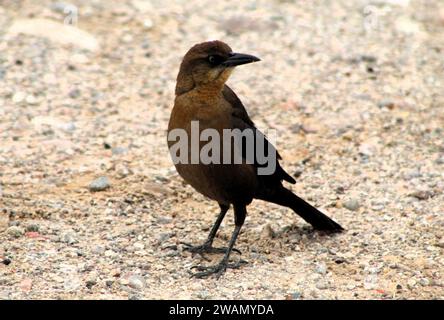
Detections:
195,82,225,96
176,80,225,98
176,69,231,96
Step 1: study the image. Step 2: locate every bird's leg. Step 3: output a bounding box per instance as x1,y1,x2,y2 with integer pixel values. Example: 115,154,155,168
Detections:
182,203,241,255
190,204,248,279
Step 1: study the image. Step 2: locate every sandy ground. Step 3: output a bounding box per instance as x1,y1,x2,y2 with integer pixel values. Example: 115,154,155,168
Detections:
0,0,443,299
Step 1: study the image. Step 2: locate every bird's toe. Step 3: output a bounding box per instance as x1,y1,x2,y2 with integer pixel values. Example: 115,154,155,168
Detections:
189,257,247,279
181,242,241,255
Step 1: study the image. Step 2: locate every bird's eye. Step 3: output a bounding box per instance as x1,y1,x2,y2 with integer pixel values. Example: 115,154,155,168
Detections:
208,55,222,66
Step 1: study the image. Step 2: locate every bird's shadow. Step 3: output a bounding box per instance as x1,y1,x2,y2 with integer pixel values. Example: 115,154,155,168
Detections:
246,223,343,258
273,223,342,240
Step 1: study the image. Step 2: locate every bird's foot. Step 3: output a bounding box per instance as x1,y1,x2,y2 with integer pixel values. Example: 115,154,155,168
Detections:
181,242,241,255
190,258,248,279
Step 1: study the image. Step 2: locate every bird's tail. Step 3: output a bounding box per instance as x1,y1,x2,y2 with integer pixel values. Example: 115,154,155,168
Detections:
260,188,344,232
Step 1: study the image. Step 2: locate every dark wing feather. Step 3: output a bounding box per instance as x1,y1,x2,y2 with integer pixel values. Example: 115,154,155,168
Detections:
222,85,296,185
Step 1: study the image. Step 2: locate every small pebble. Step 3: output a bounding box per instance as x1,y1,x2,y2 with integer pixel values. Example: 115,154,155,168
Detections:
419,278,429,286
334,257,346,264
12,91,26,104
50,2,72,13
407,279,417,289
86,279,97,289
363,275,378,290
343,199,360,211
409,189,433,200
315,262,327,275
142,18,154,30
104,250,117,258
261,224,275,239
435,240,444,249
197,290,210,299
128,275,145,290
134,242,145,250
403,169,421,180
69,88,81,99
315,280,328,290
89,176,111,192
62,232,78,244
156,217,172,224
2,258,11,265
6,226,25,238
289,291,301,299
64,277,81,291
25,224,40,232
26,94,39,105
346,284,356,290
19,278,33,292
378,100,395,109
116,164,131,178
112,147,128,155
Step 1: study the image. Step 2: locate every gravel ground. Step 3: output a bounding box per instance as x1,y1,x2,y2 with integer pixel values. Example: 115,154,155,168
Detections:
0,0,443,299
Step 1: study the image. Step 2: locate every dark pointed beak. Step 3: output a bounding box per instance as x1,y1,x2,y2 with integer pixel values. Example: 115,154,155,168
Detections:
222,52,261,67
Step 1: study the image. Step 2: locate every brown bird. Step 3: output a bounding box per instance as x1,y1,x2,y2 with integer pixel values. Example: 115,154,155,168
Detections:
167,40,343,278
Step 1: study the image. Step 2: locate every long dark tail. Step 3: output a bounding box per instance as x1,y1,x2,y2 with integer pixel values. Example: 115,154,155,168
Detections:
259,187,344,232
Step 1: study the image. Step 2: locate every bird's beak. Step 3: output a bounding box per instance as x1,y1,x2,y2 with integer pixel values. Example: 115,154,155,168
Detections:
222,53,261,67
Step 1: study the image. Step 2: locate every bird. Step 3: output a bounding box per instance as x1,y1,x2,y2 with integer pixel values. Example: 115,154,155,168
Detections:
167,40,343,279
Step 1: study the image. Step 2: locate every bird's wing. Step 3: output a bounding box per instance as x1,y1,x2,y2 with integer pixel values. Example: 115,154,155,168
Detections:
223,85,296,185
222,85,255,127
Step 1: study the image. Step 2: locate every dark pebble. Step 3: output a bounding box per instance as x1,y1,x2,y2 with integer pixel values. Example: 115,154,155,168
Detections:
26,224,39,232
290,292,301,299
378,100,395,109
69,89,81,99
360,55,377,63
293,169,303,178
335,186,345,194
366,66,375,73
86,280,96,289
334,257,346,264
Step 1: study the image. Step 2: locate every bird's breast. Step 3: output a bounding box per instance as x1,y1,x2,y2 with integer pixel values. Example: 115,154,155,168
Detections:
167,94,257,203
169,95,232,132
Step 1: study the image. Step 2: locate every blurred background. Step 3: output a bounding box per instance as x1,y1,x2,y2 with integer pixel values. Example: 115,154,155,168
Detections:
0,0,443,299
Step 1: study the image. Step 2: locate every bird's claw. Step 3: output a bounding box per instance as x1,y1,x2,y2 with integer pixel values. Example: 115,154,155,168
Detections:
181,242,241,255
189,259,248,279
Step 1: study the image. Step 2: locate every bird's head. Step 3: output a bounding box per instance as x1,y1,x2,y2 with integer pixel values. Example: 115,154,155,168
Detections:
175,40,260,95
